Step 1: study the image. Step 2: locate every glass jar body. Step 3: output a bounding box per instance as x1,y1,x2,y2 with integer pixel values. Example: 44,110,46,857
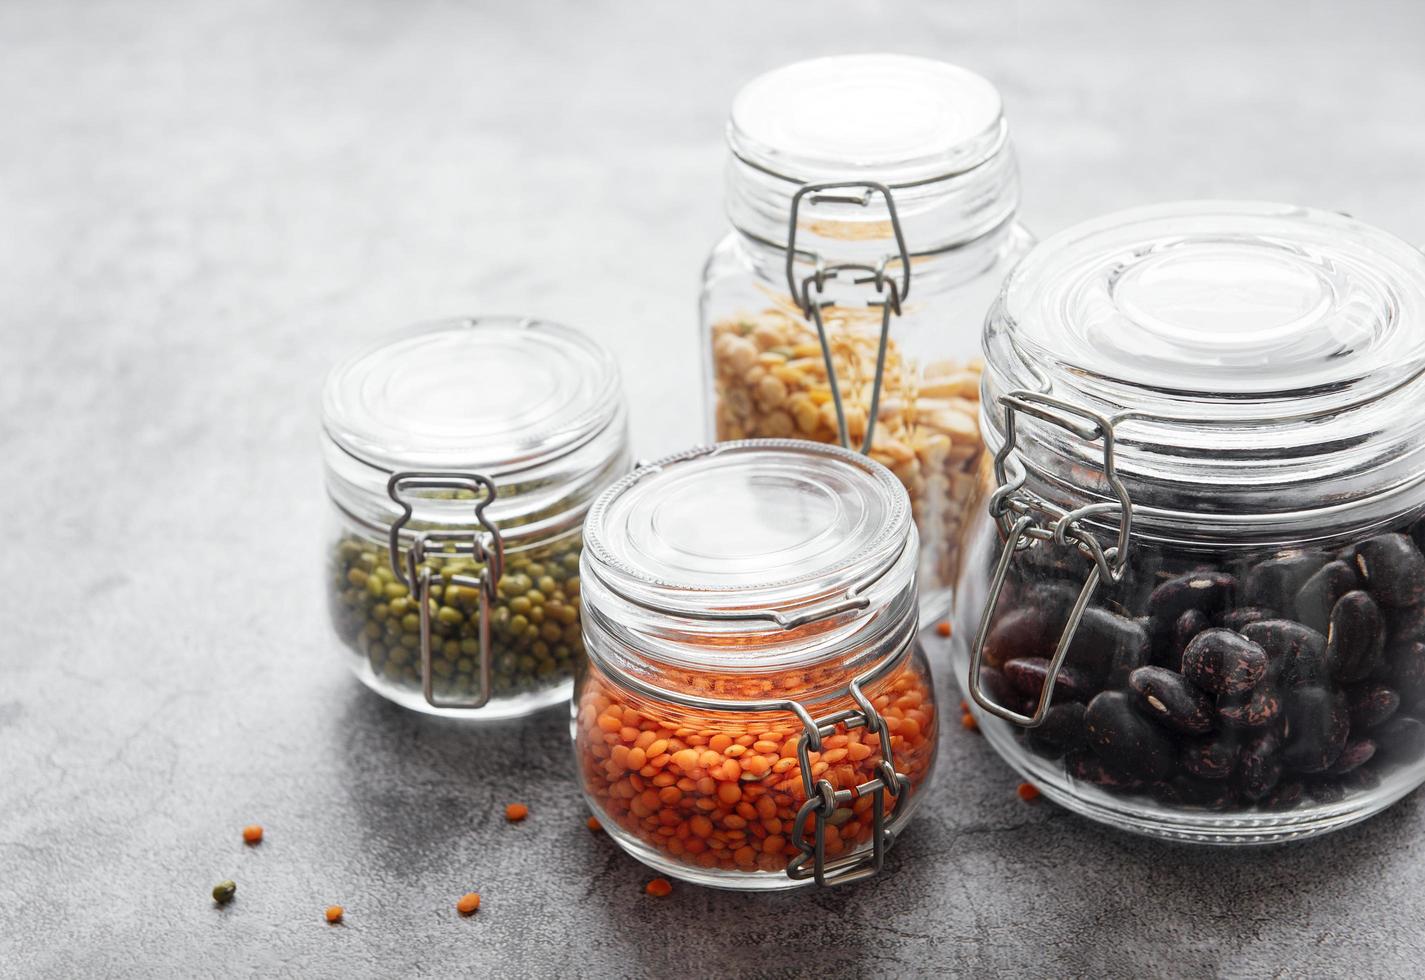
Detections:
951,486,1425,844
571,642,939,890
701,225,1033,619
325,505,589,719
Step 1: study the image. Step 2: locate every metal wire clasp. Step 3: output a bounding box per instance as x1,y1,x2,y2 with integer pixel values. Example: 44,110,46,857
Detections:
786,676,911,887
967,391,1135,726
387,472,505,710
784,181,912,456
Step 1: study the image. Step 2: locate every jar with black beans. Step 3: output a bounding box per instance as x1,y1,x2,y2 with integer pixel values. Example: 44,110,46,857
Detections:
952,202,1425,842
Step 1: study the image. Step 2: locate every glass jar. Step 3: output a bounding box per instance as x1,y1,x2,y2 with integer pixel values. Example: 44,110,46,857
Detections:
573,440,938,889
952,201,1425,843
322,316,630,719
701,54,1034,619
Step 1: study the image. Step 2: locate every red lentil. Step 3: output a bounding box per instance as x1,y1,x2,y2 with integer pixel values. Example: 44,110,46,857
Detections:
241,825,263,845
505,803,529,822
575,656,936,877
645,877,673,897
935,621,952,638
1017,782,1041,802
325,906,344,924
456,892,481,915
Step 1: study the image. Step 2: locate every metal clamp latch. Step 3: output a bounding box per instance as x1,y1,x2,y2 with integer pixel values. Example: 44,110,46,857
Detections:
387,472,505,710
784,181,912,455
786,677,911,887
967,391,1135,727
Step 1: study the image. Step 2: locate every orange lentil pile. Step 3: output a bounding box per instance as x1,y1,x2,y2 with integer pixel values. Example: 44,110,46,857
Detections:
575,658,936,876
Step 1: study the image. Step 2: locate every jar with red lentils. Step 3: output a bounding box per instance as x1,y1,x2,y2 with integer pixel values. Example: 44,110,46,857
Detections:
574,440,938,889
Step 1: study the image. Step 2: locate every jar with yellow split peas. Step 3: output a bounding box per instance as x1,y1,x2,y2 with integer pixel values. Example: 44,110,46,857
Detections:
574,441,938,890
701,54,1033,619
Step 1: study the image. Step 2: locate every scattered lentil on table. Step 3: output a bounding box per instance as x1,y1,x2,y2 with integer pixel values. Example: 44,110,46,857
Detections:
212,880,236,905
505,803,529,822
242,825,263,844
644,878,673,897
325,905,344,924
456,892,481,916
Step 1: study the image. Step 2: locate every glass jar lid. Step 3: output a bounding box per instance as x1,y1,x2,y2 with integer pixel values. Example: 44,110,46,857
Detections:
725,54,1019,257
983,200,1425,542
323,316,622,476
581,440,918,675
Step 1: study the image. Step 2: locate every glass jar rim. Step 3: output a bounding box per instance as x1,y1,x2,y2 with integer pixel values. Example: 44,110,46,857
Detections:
580,440,920,679
322,316,623,477
724,54,1020,258
982,200,1425,543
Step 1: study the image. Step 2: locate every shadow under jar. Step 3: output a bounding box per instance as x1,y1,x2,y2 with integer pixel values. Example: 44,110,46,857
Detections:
951,201,1425,843
574,441,938,889
322,316,629,719
701,54,1033,619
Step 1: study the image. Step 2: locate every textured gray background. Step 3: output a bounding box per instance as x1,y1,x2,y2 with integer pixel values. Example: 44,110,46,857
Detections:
3,1,1425,977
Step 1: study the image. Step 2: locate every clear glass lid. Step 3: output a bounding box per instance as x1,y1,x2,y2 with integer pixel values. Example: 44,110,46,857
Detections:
581,441,918,676
983,201,1425,539
322,316,622,476
724,54,1019,254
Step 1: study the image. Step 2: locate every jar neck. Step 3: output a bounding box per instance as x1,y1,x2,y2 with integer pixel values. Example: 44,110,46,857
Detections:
323,406,630,549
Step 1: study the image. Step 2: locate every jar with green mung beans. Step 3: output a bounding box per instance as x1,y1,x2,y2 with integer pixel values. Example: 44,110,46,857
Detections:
321,316,629,719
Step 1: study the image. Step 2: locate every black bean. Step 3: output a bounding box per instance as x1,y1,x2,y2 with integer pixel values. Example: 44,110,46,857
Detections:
979,666,1036,717
1025,702,1087,759
1386,602,1425,647
1242,619,1331,688
982,607,1046,668
1107,622,1152,688
1280,686,1350,773
1128,666,1213,734
1262,780,1304,810
1375,715,1425,761
1217,607,1276,632
1306,780,1346,805
1069,607,1148,681
1179,735,1238,781
1350,533,1425,608
1003,657,1093,704
1065,747,1145,792
1157,608,1209,673
1245,552,1330,610
1084,691,1176,781
1295,560,1359,633
1235,731,1283,801
1148,571,1235,624
1346,682,1400,730
1325,737,1376,775
1327,590,1385,683
1340,766,1382,793
1181,629,1268,696
1151,776,1235,809
1389,640,1425,710
1217,684,1282,730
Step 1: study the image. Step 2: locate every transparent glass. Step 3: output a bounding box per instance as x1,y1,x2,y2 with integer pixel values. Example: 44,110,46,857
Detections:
321,316,629,719
573,642,937,889
952,201,1425,843
701,55,1034,619
573,440,939,888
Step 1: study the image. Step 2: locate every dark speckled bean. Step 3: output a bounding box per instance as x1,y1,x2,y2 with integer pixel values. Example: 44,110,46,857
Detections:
1376,715,1425,761
1281,686,1350,773
1327,590,1384,683
1181,629,1268,696
1025,702,1087,759
1346,682,1400,730
1262,780,1304,810
1217,684,1282,730
1179,734,1238,781
1217,607,1276,632
1151,776,1235,809
1084,690,1176,781
1148,571,1235,624
1245,552,1330,611
1129,666,1213,734
982,607,1046,669
1325,737,1376,775
1003,657,1093,704
1160,608,1209,673
1065,747,1146,791
1295,560,1359,634
1350,533,1425,609
1389,640,1425,708
1235,731,1283,801
1242,619,1331,688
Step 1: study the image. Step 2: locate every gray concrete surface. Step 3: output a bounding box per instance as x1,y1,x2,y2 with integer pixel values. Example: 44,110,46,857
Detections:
3,1,1425,976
